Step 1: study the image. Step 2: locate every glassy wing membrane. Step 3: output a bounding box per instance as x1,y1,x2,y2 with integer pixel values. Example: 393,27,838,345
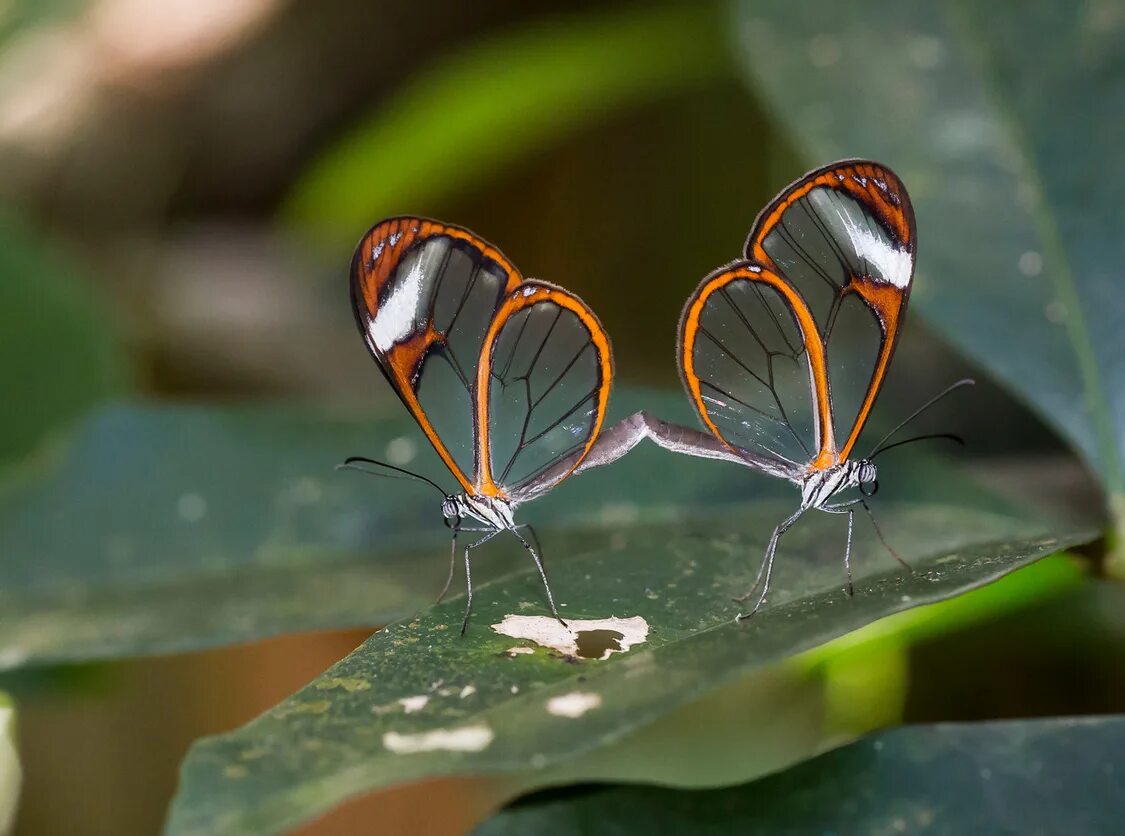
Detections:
679,263,826,480
746,160,916,463
476,281,613,502
350,217,521,493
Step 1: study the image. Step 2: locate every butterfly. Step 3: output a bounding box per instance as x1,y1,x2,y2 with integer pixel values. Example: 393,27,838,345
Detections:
642,160,971,617
344,217,651,633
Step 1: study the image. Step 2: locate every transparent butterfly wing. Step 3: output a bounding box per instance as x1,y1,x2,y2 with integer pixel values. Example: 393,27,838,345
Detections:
477,281,613,503
350,217,521,492
746,160,916,463
680,263,824,480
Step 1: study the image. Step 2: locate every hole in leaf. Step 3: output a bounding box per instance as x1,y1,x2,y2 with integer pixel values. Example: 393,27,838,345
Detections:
574,629,624,660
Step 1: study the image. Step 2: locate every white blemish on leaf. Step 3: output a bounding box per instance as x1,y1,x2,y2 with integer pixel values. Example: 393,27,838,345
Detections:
1018,250,1043,277
176,492,207,522
398,695,429,713
383,723,493,754
507,646,535,657
491,615,649,661
546,692,602,718
459,685,476,699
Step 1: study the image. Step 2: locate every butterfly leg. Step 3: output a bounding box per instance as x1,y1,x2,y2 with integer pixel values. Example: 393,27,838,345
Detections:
821,498,910,593
460,528,500,636
736,542,771,604
512,528,568,629
436,520,460,606
517,524,543,562
860,499,911,571
438,521,494,605
819,502,858,596
736,508,804,619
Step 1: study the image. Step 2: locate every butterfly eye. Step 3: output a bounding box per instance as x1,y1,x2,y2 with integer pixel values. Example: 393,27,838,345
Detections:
860,478,879,497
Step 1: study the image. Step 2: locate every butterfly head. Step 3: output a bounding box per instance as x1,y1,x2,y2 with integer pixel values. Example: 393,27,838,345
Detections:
441,495,463,526
857,460,879,497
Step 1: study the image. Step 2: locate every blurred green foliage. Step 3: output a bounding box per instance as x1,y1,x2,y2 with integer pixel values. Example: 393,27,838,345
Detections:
730,0,1125,564
0,215,127,468
284,2,728,249
0,0,1118,832
0,692,15,834
477,714,1125,834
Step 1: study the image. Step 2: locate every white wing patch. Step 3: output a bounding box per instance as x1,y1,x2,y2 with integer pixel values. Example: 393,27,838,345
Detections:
811,187,913,289
369,259,426,352
840,215,913,288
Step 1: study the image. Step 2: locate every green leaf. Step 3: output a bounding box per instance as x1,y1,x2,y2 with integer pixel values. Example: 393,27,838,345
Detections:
0,0,87,43
0,214,127,468
727,1,1125,555
476,715,1125,834
165,507,1090,834
0,391,752,667
0,389,1031,669
0,693,18,835
283,2,729,250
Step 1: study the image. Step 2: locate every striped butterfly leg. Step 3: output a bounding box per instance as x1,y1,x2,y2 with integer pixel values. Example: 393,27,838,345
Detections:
819,501,860,596
511,526,567,629
736,507,805,620
460,527,501,636
860,499,912,572
437,519,495,606
821,498,911,599
436,521,460,606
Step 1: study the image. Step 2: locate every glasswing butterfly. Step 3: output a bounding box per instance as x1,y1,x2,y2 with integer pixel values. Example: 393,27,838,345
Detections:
345,217,651,634
642,160,971,618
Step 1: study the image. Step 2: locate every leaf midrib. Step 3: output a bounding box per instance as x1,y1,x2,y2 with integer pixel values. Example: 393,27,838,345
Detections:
946,0,1122,498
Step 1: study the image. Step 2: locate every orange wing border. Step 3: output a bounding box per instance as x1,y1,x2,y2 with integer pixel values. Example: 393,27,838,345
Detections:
475,280,614,499
678,262,836,473
744,160,916,463
350,216,522,494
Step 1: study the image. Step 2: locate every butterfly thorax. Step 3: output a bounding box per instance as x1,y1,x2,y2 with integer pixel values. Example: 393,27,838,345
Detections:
443,493,517,531
800,460,877,510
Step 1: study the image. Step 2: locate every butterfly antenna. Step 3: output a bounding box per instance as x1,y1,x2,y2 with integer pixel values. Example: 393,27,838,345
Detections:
871,432,965,459
866,379,974,459
336,456,448,497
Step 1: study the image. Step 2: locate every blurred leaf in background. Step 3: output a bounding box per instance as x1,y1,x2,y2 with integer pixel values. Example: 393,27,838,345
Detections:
0,213,127,468
0,692,17,835
476,715,1125,835
284,2,729,250
0,0,85,43
0,0,1116,833
729,0,1125,563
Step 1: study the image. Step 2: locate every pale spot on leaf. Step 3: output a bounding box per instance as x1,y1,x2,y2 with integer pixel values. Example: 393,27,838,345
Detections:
383,724,493,754
398,695,429,713
491,615,649,661
546,692,602,718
